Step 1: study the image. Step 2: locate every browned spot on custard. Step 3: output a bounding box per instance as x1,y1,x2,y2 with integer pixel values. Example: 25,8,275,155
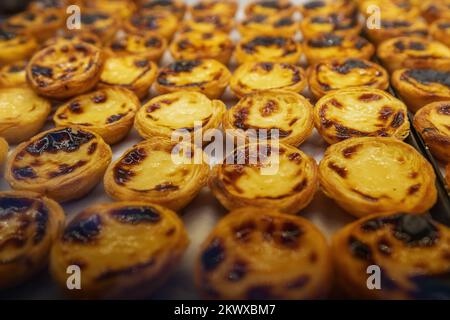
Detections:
146,103,161,113
286,275,310,289
201,237,225,271
293,178,308,192
48,160,87,178
69,101,82,113
122,148,147,165
408,183,421,195
233,107,250,130
96,257,156,281
106,113,126,124
330,98,343,108
288,117,298,126
359,93,382,102
378,106,394,121
233,220,256,242
351,189,379,202
342,144,361,158
328,162,347,178
279,222,302,248
377,237,392,256
409,172,418,179
154,183,179,191
247,286,274,300
390,112,404,128
288,152,302,163
227,260,247,282
438,105,450,115
309,252,318,263
12,166,37,180
87,142,97,155
92,92,107,103
260,100,278,116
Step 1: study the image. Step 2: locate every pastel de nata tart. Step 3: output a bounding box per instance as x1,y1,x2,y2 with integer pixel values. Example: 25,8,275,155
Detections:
134,91,226,140
0,137,8,165
27,41,104,100
43,31,102,48
332,212,450,299
318,137,437,217
99,55,157,99
50,202,188,299
155,59,231,99
238,15,299,38
209,142,318,214
170,32,234,65
139,0,187,20
0,61,27,87
431,19,450,47
413,101,450,162
104,139,209,211
223,90,314,146
0,87,51,144
54,88,140,145
299,0,356,18
5,127,112,203
84,0,137,20
392,69,450,113
359,0,419,20
190,0,238,19
365,19,429,45
0,190,65,290
300,13,362,39
235,36,302,65
421,0,450,23
303,34,374,65
307,58,389,99
0,28,37,64
377,37,450,73
244,0,296,17
125,12,178,40
79,10,119,44
231,62,306,98
108,32,167,62
180,15,234,34
196,207,332,300
314,87,409,144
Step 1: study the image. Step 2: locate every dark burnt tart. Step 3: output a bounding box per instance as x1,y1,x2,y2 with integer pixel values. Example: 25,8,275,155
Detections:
5,127,112,203
27,41,104,99
238,14,298,37
332,212,450,299
50,201,188,299
0,27,37,64
0,190,64,290
196,207,332,299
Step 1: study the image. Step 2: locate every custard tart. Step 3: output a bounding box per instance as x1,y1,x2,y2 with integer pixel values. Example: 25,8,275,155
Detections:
125,12,178,40
319,137,437,217
0,61,27,87
300,13,362,40
332,212,450,299
170,31,234,65
27,42,104,100
155,59,231,99
180,15,234,34
134,91,226,140
392,69,450,113
238,15,298,38
196,207,332,300
99,55,157,99
303,34,374,65
314,87,409,144
308,58,389,99
209,142,318,214
244,0,296,17
108,32,167,62
235,36,302,65
50,201,188,299
104,139,209,211
0,190,64,290
365,19,429,45
139,0,187,20
431,19,450,47
54,88,140,145
230,62,307,98
0,137,8,165
421,0,450,23
84,0,137,20
359,0,419,20
44,31,102,48
0,87,51,144
299,0,356,18
413,101,450,162
6,127,112,203
377,37,450,73
223,90,314,146
190,0,238,19
79,9,119,44
0,28,37,64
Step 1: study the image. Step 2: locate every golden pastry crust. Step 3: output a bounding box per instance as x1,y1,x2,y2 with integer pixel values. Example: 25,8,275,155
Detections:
0,87,51,144
155,59,231,99
413,101,450,162
50,201,188,299
139,0,187,20
134,91,226,140
392,69,450,113
27,42,104,99
300,13,362,39
377,37,450,73
0,137,8,165
0,190,65,290
314,87,410,144
299,0,356,18
190,0,238,18
54,88,140,145
108,32,167,62
332,212,450,299
170,32,234,65
209,142,318,214
223,90,314,146
430,19,450,47
244,0,296,17
79,9,119,44
231,62,306,98
5,127,112,203
0,28,37,64
125,12,178,40
104,139,209,211
43,31,102,48
236,36,302,65
365,19,429,45
0,60,28,87
84,0,137,20
180,15,234,34
446,163,450,187
196,207,332,300
303,34,374,65
308,58,389,99
359,0,419,20
238,15,299,38
421,0,450,23
99,55,157,99
319,137,437,217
